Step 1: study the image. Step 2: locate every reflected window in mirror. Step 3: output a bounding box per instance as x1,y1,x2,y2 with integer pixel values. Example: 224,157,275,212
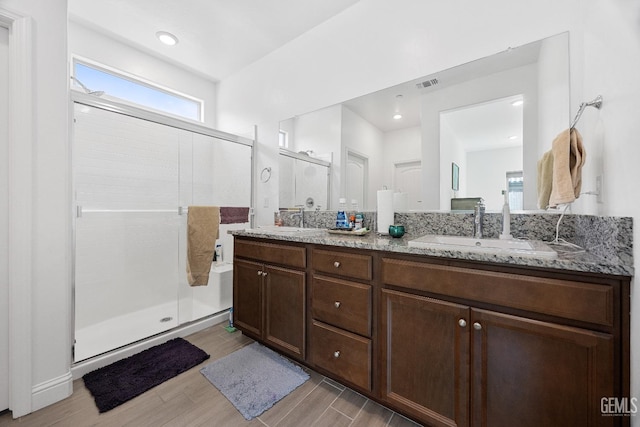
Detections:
507,171,524,210
279,130,289,148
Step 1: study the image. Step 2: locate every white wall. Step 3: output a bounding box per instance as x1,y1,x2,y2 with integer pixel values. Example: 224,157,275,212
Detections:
466,147,523,211
340,106,384,210
69,20,217,126
382,125,421,192
0,0,72,415
217,0,638,419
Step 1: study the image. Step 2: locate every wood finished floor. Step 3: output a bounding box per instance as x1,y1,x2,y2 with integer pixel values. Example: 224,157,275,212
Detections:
0,323,422,427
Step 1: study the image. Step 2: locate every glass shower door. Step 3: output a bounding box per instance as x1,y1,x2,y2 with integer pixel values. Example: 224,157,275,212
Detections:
73,104,181,362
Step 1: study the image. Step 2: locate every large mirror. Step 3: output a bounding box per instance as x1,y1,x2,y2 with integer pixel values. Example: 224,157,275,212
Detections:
279,32,570,212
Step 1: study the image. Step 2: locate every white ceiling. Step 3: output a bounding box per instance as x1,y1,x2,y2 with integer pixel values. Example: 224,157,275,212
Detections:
69,0,361,81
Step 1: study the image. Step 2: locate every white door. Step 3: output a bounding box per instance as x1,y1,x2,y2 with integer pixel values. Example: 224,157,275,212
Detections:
394,160,423,210
346,151,367,209
0,24,10,412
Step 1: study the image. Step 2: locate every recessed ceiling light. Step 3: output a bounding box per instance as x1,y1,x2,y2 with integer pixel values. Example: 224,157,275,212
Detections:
393,113,403,120
511,100,523,107
156,31,179,46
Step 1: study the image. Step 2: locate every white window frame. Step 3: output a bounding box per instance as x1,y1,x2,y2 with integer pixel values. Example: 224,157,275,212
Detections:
71,55,205,122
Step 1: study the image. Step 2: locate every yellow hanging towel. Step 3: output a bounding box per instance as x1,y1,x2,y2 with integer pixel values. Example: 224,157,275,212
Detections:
186,206,220,286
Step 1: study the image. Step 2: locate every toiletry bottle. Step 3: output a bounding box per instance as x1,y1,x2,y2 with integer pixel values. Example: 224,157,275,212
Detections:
499,190,513,240
336,198,349,229
215,243,223,262
355,212,364,230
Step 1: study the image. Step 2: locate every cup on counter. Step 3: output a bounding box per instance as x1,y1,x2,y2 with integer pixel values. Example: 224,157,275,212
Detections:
388,224,405,238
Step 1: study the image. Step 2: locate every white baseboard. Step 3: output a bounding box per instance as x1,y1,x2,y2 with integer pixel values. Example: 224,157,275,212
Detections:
71,311,228,380
31,371,73,412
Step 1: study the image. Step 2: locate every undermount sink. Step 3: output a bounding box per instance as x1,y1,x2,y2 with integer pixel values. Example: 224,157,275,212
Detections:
408,234,557,259
243,226,324,235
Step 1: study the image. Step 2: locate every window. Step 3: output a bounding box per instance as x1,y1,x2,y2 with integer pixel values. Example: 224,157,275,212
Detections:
506,171,524,210
279,130,289,148
72,59,203,122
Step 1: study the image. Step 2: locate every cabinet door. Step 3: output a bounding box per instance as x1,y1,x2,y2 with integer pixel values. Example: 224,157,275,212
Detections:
263,265,306,360
381,289,470,427
233,258,263,337
471,308,614,427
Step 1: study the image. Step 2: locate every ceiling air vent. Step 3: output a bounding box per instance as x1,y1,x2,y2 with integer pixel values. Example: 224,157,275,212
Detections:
416,78,439,89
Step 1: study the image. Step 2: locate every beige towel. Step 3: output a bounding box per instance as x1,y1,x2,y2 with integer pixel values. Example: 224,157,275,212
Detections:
186,206,220,286
548,128,586,207
537,150,554,209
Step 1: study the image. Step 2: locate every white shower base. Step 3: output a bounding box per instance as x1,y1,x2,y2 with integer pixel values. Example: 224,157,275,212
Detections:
74,301,179,362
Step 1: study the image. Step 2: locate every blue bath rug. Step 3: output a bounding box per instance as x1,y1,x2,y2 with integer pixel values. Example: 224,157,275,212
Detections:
200,342,310,420
83,338,210,413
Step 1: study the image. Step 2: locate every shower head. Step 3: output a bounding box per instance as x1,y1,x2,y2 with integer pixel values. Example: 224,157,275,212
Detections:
70,76,105,97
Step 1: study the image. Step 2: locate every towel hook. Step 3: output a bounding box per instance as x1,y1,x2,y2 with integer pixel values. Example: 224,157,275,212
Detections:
570,95,603,129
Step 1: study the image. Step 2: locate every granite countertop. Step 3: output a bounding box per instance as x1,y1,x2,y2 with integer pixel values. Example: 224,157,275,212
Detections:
231,228,634,278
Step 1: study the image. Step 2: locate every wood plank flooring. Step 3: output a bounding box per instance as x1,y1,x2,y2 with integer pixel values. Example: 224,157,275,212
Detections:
0,323,422,426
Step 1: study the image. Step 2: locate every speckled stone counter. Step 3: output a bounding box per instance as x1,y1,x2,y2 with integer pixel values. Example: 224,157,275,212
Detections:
235,211,634,277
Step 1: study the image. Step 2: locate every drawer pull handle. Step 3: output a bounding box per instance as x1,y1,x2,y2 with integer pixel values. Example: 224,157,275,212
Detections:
334,301,341,308
458,319,467,328
333,351,341,358
473,322,482,331
333,261,341,268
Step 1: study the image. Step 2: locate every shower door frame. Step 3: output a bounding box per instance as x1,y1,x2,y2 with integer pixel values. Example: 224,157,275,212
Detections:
70,91,254,363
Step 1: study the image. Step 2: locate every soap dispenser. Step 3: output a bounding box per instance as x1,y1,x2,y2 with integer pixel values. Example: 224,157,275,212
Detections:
499,190,513,240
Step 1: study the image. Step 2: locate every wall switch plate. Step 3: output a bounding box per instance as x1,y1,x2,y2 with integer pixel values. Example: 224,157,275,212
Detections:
263,197,269,208
596,175,603,203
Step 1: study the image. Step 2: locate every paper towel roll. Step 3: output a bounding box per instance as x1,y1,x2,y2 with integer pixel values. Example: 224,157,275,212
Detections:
377,189,394,234
393,192,408,212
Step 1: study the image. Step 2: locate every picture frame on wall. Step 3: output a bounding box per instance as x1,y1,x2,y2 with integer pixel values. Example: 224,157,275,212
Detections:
452,162,459,191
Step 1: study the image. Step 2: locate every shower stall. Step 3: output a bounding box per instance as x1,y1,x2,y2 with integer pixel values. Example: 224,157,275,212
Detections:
72,95,253,362
279,148,331,210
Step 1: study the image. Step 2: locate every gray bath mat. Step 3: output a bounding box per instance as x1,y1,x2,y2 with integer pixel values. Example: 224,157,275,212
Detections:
200,342,310,420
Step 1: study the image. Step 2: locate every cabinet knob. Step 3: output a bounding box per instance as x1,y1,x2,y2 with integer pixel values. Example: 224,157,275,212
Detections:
458,319,467,328
257,270,262,276
262,271,268,277
473,322,482,330
334,301,341,308
333,350,340,358
333,261,341,268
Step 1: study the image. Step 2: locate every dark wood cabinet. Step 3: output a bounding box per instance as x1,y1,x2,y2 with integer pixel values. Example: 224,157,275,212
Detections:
233,236,630,427
233,239,306,361
308,248,374,392
471,308,614,427
381,255,625,427
380,289,470,427
381,288,616,427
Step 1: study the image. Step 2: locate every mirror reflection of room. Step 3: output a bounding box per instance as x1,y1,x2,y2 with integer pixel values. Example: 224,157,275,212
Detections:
279,32,569,212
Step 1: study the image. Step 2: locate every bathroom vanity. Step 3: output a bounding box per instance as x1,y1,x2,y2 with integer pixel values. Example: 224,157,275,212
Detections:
232,228,631,427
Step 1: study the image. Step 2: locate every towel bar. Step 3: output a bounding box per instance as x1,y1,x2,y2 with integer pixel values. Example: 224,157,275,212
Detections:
570,95,603,129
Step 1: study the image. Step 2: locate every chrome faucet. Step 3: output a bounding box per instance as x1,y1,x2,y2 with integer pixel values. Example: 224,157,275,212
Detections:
473,199,485,238
291,206,304,228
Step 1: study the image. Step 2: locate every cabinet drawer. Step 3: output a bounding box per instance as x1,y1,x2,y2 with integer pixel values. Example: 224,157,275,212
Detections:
311,275,371,337
235,238,305,269
312,249,372,281
382,258,614,326
309,320,371,391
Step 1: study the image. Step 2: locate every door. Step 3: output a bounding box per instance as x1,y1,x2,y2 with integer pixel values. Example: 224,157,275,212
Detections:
0,24,9,412
346,150,367,209
233,258,263,337
394,160,422,210
263,265,305,360
471,308,614,427
380,289,470,427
